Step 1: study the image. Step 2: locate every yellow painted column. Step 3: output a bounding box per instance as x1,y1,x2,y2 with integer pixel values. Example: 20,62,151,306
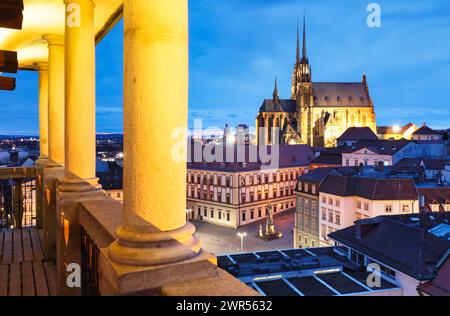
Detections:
44,35,65,166
108,0,201,266
38,65,49,159
60,0,99,190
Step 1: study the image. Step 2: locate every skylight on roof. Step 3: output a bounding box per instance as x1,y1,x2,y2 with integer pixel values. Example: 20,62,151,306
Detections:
429,223,450,241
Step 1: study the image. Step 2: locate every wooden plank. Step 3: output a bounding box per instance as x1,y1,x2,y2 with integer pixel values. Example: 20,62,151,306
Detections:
0,50,18,74
2,230,13,265
9,262,21,296
0,0,23,30
0,76,15,91
33,261,49,296
30,228,43,260
22,261,35,296
44,262,57,296
22,229,34,262
0,265,8,296
13,229,23,263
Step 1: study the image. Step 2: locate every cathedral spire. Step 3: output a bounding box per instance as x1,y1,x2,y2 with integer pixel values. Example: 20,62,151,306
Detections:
273,76,280,104
296,21,301,65
301,14,308,62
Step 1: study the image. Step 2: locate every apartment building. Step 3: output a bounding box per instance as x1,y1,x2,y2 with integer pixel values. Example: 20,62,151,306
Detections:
318,174,419,246
330,213,450,296
187,145,315,228
342,139,412,167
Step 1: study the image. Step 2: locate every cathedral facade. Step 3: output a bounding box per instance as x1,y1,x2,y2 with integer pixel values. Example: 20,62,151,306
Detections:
256,19,377,147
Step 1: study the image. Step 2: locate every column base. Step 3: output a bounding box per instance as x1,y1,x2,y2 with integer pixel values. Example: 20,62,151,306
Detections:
58,177,102,193
107,222,202,267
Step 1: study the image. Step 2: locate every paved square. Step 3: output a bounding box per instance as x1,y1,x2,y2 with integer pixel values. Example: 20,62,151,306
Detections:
192,209,295,255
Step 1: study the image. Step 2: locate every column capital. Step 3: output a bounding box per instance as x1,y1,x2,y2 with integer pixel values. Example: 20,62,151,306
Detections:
36,62,49,71
43,34,64,46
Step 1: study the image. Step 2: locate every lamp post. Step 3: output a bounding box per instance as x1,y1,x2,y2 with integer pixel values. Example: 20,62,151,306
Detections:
237,232,247,252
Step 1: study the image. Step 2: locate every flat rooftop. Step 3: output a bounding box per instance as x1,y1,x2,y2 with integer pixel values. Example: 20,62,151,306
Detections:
218,248,400,296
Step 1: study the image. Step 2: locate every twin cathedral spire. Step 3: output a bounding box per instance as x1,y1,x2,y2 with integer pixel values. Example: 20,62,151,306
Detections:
273,16,312,102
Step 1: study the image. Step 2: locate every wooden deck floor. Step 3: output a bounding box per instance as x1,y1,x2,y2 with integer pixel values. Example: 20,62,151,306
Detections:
0,228,57,296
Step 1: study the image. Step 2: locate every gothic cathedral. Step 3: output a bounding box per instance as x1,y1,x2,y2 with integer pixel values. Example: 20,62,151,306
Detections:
256,18,377,147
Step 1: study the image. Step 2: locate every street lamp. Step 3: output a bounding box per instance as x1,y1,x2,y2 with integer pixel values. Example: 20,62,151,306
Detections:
237,232,247,252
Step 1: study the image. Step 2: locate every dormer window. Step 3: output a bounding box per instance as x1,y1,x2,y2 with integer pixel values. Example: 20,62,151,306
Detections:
324,96,330,102
337,96,342,102
348,96,353,102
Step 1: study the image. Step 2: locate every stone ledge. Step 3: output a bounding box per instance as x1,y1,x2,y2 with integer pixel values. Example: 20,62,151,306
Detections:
99,248,219,296
161,268,260,296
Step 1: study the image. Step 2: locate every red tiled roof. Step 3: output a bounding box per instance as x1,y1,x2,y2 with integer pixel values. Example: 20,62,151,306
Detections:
418,252,450,296
413,125,442,136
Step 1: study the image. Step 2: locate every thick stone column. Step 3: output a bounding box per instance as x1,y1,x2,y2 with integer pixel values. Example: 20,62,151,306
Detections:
36,64,49,229
56,0,104,296
41,35,65,261
107,0,201,267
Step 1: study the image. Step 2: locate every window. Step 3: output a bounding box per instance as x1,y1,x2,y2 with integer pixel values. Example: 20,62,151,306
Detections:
322,195,326,204
335,212,341,225
385,205,393,213
226,177,231,187
311,185,316,194
241,193,246,204
321,224,327,239
304,183,309,193
345,159,349,167
364,203,369,211
357,201,362,209
328,210,333,223
210,209,214,218
250,210,254,220
328,197,333,206
335,199,340,207
204,208,207,217
321,208,327,220
217,191,222,203
311,200,317,211
402,204,410,213
242,212,246,222
258,208,262,218
218,211,222,220
354,160,359,166
226,212,230,222
226,193,231,204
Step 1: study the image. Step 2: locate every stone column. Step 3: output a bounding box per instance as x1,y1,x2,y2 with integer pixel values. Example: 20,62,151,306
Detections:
56,0,104,296
107,0,201,267
44,35,65,167
42,35,65,261
35,64,49,229
37,65,49,162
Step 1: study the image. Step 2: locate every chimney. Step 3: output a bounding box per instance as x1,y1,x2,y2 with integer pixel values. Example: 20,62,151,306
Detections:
355,220,379,240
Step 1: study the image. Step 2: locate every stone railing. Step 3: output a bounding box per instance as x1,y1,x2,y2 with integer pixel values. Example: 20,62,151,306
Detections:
73,195,259,296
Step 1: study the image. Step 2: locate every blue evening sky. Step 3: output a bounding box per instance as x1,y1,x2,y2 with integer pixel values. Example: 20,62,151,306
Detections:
1,0,450,135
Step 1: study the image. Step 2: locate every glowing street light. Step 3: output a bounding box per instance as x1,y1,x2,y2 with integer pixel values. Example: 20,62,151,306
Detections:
392,125,401,133
237,232,247,252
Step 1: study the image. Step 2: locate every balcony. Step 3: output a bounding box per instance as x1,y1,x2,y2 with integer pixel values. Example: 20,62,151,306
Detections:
0,0,257,296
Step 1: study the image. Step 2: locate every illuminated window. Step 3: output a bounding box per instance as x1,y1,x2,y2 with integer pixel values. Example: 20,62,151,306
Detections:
385,205,393,213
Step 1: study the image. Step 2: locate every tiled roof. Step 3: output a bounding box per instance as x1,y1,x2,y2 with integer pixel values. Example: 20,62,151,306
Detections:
337,127,378,142
259,99,296,112
330,213,450,280
310,153,342,165
422,159,450,170
377,123,415,135
413,125,441,135
259,82,371,113
342,139,411,155
418,252,450,296
417,188,450,211
187,144,315,172
320,174,418,200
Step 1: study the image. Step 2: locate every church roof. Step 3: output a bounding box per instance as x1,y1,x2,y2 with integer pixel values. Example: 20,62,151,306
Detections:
259,99,296,112
259,82,371,113
312,82,371,107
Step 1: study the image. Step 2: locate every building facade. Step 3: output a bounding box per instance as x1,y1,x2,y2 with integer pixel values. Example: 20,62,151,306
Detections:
187,145,315,228
256,19,377,148
319,175,419,246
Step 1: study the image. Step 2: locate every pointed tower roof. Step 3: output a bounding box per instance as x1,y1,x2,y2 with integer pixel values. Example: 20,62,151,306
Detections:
301,14,308,63
273,76,280,104
296,21,301,65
